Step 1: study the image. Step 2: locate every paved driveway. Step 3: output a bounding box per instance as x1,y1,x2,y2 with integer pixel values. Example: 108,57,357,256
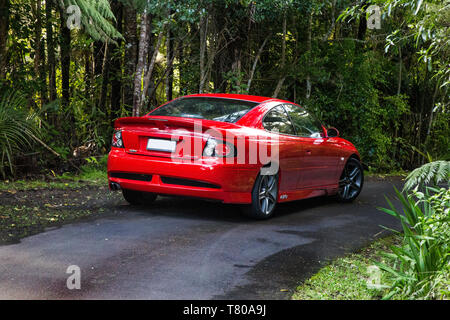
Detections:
0,177,402,299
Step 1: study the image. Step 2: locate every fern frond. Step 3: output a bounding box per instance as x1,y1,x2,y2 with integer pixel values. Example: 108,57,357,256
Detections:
0,89,41,178
63,0,123,43
404,161,450,191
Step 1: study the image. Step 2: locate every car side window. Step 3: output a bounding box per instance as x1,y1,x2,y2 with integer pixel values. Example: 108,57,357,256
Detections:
262,105,295,135
283,104,322,138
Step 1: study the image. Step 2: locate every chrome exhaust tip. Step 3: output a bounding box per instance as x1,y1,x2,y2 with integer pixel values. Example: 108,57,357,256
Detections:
110,182,121,191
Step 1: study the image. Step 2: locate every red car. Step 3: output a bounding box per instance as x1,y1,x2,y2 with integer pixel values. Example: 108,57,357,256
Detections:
108,93,364,219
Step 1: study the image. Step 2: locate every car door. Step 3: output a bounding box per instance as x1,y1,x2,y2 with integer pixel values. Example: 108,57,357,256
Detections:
282,104,339,188
261,105,303,191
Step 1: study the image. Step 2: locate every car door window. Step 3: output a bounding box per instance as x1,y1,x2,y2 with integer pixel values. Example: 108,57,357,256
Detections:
262,105,295,135
283,104,322,138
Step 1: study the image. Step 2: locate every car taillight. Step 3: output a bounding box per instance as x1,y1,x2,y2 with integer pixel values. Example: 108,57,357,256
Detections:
112,129,124,148
203,138,235,157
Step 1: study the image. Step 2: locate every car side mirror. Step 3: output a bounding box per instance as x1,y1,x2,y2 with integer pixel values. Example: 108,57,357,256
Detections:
327,127,339,138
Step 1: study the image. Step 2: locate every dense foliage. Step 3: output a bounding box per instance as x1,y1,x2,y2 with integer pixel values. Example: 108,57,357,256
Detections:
0,0,448,177
378,165,449,299
0,89,41,178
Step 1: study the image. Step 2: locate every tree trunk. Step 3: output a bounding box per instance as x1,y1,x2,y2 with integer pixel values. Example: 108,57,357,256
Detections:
231,47,242,93
33,0,41,77
426,82,439,138
0,0,10,80
123,5,137,108
247,35,269,93
46,0,57,102
322,0,336,41
397,46,402,95
306,12,312,99
199,13,208,93
110,1,123,120
59,5,71,111
165,27,174,101
99,42,110,111
273,13,287,98
132,13,150,117
178,41,186,95
357,2,368,42
141,27,165,112
93,41,105,80
149,41,180,102
33,0,48,106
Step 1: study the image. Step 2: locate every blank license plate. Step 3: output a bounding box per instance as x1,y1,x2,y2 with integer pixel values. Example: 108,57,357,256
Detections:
147,138,177,152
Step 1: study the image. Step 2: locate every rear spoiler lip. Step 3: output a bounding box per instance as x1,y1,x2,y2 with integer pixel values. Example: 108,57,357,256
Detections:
114,116,241,130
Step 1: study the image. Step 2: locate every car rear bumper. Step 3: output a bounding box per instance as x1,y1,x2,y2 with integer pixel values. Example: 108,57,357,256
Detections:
107,149,260,204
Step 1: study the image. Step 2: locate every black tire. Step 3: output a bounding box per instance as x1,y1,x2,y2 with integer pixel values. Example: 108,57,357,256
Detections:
336,157,364,202
242,173,279,220
122,189,157,206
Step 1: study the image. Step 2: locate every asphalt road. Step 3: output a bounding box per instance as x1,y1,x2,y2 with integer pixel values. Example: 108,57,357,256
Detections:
0,177,402,300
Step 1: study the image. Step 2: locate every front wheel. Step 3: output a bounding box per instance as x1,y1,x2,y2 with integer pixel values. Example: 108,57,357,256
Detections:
336,158,364,202
242,173,279,220
122,189,157,206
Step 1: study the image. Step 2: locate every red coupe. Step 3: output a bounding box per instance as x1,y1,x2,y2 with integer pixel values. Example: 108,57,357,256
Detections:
107,94,364,219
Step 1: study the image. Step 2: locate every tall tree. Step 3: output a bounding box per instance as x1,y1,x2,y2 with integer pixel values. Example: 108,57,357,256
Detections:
140,26,165,113
132,12,150,116
0,0,10,79
93,41,105,79
33,0,48,105
46,0,57,102
199,11,208,93
99,42,110,110
305,11,312,99
272,12,287,98
247,35,269,93
165,25,174,101
123,5,138,107
59,4,71,111
110,1,124,120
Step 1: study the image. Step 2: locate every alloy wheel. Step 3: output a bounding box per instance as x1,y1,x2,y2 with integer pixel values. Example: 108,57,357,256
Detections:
338,160,363,200
258,174,278,215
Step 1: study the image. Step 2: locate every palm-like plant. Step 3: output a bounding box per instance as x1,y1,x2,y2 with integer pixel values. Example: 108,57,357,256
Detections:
64,0,123,43
0,90,40,178
377,187,450,299
403,161,450,191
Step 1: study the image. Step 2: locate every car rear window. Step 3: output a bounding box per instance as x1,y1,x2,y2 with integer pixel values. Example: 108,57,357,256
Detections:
149,97,259,123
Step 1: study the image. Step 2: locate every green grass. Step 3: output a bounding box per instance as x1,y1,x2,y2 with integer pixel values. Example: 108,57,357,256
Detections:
0,167,107,191
292,236,401,300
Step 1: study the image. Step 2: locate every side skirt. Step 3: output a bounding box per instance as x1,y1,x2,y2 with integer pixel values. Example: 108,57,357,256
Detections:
277,184,339,203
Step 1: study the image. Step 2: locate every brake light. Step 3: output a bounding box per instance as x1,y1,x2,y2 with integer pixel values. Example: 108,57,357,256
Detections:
112,129,124,148
203,138,235,158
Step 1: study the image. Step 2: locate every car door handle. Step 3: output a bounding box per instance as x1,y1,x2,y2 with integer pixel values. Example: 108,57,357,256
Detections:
305,150,312,155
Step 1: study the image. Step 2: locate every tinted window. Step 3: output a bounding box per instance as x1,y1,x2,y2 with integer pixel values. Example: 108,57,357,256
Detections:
263,105,295,135
149,97,258,123
283,104,322,138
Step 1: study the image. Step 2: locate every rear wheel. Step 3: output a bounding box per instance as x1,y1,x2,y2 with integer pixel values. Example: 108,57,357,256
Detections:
336,158,364,202
122,189,157,206
242,173,279,220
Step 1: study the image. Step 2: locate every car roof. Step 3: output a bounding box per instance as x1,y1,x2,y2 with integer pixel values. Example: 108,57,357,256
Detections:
181,93,283,104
